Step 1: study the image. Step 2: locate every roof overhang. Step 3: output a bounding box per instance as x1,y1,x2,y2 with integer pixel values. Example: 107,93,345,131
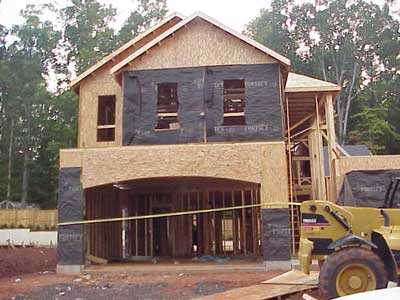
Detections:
285,73,341,94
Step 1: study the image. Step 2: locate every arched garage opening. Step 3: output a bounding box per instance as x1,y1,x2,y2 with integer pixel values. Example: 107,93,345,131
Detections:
85,177,261,262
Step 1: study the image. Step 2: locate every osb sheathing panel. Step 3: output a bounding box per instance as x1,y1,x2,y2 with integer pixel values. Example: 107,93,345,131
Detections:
261,142,289,207
79,67,123,148
125,18,276,71
64,142,288,205
336,155,400,191
60,149,83,168
77,18,181,149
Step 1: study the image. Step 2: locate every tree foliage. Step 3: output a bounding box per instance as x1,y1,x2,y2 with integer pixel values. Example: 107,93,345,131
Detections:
0,0,167,207
1,0,399,207
246,0,400,152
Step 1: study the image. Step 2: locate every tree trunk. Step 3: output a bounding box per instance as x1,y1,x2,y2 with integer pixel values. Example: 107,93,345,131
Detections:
6,119,14,202
21,111,31,207
21,149,29,206
336,95,344,144
342,62,358,143
320,57,327,81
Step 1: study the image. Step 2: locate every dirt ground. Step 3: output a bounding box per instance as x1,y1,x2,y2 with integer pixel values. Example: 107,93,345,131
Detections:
0,247,56,278
0,247,289,300
0,270,282,300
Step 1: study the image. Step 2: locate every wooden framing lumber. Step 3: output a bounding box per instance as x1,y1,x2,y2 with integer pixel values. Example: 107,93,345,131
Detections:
307,97,327,200
87,254,108,265
285,113,314,133
324,93,337,201
336,143,350,157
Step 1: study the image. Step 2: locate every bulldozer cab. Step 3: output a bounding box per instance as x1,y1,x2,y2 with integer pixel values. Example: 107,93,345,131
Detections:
382,177,400,208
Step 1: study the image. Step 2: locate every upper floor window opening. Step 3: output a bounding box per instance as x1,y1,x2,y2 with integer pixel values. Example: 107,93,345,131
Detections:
156,82,179,130
223,79,245,126
97,95,116,142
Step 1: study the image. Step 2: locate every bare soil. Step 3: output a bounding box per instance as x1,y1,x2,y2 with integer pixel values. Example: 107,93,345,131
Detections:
0,248,319,299
0,247,56,278
0,271,281,300
0,248,285,300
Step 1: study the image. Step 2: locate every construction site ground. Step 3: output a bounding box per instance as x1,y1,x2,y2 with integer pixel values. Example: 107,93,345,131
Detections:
0,247,320,300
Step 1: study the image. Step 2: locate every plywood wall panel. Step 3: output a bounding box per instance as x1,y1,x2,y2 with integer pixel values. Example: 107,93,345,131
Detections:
126,18,276,71
260,141,289,207
60,142,289,208
81,142,267,188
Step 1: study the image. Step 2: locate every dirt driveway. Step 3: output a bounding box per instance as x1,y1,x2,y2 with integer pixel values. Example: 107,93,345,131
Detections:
0,247,283,300
1,271,283,300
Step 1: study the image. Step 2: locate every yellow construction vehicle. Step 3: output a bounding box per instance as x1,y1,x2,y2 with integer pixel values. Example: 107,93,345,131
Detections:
299,177,400,299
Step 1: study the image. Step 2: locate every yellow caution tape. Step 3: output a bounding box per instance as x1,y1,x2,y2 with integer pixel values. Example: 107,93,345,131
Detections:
58,202,301,226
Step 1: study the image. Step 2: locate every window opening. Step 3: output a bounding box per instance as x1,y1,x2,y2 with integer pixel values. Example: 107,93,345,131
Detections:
223,79,245,126
97,95,116,142
156,83,179,130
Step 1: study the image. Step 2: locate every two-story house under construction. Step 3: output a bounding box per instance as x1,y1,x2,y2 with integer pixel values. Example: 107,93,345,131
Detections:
57,12,350,274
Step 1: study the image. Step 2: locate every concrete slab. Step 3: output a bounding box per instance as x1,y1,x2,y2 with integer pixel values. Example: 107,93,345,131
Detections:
0,229,57,246
85,260,266,275
264,260,292,271
57,264,84,275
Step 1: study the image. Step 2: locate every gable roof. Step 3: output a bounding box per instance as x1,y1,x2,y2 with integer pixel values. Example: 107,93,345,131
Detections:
70,12,185,89
110,11,291,75
285,73,341,93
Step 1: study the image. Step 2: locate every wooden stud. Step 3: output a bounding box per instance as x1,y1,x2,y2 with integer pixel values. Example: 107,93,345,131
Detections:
222,191,226,255
241,190,247,255
232,190,238,255
196,191,201,255
212,191,216,256
135,197,138,256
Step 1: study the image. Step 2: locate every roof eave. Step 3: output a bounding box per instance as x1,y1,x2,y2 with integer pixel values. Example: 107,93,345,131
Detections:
285,86,342,93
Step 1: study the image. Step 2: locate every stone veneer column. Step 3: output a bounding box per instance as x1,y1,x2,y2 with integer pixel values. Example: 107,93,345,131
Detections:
57,167,84,275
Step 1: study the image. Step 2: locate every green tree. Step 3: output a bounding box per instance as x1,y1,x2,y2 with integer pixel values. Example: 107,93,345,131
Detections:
118,0,167,45
60,0,117,75
0,4,60,205
247,0,400,151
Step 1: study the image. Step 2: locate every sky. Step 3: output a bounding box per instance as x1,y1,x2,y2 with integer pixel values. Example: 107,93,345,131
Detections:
1,0,397,32
0,0,272,32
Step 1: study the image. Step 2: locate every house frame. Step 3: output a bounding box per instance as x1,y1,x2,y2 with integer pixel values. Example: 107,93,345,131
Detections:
57,12,364,274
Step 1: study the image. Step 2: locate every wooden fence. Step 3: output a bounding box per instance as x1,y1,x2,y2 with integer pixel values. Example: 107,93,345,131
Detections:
0,209,58,230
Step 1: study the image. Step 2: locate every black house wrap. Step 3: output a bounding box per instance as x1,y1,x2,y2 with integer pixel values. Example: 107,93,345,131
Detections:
338,169,400,208
261,208,291,261
122,64,283,145
58,167,84,266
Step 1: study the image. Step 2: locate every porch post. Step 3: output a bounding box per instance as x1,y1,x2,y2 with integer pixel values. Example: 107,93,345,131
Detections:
324,93,337,201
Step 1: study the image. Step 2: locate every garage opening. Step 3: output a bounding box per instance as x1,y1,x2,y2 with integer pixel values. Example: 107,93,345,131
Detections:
84,177,261,262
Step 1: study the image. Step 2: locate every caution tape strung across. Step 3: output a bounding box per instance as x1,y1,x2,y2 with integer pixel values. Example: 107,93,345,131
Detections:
58,202,301,226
